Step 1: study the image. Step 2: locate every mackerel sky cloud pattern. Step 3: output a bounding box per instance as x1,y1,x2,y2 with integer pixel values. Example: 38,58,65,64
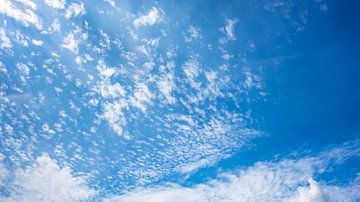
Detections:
0,0,360,201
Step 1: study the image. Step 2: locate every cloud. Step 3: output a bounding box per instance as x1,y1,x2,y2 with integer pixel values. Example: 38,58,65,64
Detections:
62,32,79,53
1,154,96,202
31,39,44,46
0,0,42,29
14,0,37,10
130,83,153,113
0,28,12,49
176,155,222,174
287,178,324,202
157,73,176,104
65,3,85,19
44,0,66,9
105,139,360,202
133,7,161,28
184,25,202,42
219,19,238,43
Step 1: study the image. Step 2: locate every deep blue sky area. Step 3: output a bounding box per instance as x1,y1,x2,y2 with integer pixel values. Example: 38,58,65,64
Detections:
262,0,360,151
0,0,360,201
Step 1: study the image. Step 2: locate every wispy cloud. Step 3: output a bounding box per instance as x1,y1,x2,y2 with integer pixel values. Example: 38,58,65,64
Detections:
0,0,42,29
105,139,360,202
219,19,238,43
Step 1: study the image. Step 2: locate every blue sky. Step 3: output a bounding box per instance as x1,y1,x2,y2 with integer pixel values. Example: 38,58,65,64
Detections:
0,0,360,201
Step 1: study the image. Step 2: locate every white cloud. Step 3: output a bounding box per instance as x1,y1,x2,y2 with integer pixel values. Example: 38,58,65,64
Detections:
104,0,115,7
62,32,79,53
65,3,85,19
1,154,96,202
105,139,360,202
183,58,201,89
157,73,176,104
184,25,202,42
176,155,220,174
101,99,128,136
133,7,161,28
219,19,237,42
16,63,30,76
15,0,37,10
0,0,43,29
31,39,44,46
44,0,66,9
130,83,153,113
98,83,126,99
287,179,324,202
51,19,61,32
0,153,8,187
0,29,12,49
243,71,263,89
97,59,117,78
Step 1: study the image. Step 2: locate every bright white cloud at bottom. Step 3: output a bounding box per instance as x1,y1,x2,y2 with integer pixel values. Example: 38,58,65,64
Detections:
2,140,358,202
105,140,360,202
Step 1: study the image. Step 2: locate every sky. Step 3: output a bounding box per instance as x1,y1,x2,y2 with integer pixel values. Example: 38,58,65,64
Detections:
0,0,360,201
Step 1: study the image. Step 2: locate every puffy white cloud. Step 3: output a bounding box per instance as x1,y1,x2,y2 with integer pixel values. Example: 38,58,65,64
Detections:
133,7,162,28
16,63,30,76
1,154,96,202
0,0,42,29
51,19,61,32
105,140,360,202
62,32,79,53
31,39,44,46
219,19,238,43
98,83,126,99
286,178,324,202
101,99,128,137
44,0,66,9
0,28,12,49
130,83,153,113
65,3,85,19
104,0,116,7
184,25,202,42
15,0,37,10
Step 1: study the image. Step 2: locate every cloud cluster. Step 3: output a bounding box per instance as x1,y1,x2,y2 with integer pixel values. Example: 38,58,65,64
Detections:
106,140,360,202
44,0,66,9
133,7,162,28
0,0,42,29
1,139,359,202
1,154,96,202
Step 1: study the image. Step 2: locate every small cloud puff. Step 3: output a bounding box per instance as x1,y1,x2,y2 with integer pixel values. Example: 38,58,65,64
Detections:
133,7,162,28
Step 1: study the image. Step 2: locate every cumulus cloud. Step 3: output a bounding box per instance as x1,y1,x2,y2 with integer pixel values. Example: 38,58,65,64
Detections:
0,0,42,29
44,0,66,9
287,179,324,202
0,28,12,49
65,3,85,19
105,139,360,202
62,32,79,53
1,154,96,202
133,7,162,28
